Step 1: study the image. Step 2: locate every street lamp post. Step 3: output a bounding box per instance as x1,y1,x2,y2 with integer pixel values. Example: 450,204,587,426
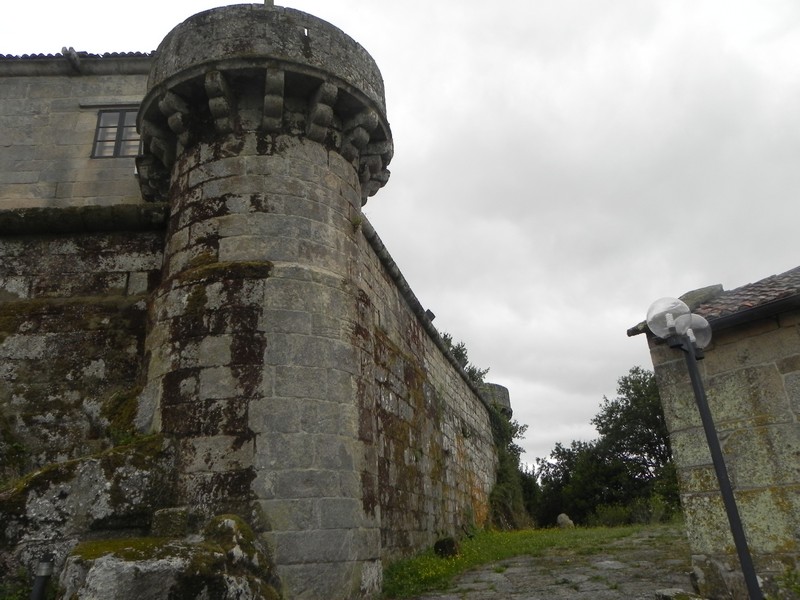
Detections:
646,298,763,600
29,553,53,600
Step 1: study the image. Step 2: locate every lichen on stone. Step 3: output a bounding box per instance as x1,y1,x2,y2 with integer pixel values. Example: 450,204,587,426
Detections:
62,514,281,600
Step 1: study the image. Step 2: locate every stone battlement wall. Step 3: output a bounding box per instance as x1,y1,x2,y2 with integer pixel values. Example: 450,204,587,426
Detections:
356,221,495,559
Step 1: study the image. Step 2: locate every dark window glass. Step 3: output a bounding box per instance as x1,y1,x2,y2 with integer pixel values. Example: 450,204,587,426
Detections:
92,109,141,158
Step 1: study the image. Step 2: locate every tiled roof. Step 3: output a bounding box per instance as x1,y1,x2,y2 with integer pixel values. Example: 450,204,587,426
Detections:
0,51,153,59
628,265,800,336
693,265,800,321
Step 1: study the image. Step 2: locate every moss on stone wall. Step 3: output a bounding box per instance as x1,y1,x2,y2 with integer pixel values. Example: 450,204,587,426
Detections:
0,294,149,473
0,414,26,488
0,205,168,235
175,261,274,286
0,434,174,551
72,536,178,562
101,386,143,447
0,434,178,595
0,434,167,499
369,327,494,551
373,330,434,516
67,514,280,599
0,295,144,348
0,458,79,520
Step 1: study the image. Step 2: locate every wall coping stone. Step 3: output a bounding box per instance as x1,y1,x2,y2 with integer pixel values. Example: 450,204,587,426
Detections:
0,53,153,76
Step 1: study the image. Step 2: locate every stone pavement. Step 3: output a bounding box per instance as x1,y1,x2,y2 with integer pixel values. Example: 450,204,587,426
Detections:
402,524,703,600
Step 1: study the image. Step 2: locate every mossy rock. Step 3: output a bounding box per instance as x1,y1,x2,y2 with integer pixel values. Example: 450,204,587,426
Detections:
0,435,175,544
64,515,281,599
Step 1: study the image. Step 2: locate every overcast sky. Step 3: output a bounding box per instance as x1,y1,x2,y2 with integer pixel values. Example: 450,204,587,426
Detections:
4,1,800,464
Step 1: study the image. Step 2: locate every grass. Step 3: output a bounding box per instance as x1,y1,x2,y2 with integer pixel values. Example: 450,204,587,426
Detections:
381,525,641,598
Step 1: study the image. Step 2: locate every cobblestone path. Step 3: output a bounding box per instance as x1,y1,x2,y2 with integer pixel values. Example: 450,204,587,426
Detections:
401,524,702,600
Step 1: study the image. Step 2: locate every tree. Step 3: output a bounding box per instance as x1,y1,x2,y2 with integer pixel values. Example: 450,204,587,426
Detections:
591,366,678,509
535,441,587,525
591,366,671,484
519,465,540,522
440,332,489,385
488,404,531,529
535,440,636,525
532,367,679,526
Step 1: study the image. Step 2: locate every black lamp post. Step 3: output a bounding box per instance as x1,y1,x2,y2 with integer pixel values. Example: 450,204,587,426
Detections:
29,553,53,600
646,297,763,600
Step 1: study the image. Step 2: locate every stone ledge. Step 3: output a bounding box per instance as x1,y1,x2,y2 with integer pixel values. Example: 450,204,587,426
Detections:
0,53,153,77
0,203,168,235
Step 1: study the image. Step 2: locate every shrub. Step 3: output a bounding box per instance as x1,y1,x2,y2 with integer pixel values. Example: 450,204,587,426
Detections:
587,504,631,527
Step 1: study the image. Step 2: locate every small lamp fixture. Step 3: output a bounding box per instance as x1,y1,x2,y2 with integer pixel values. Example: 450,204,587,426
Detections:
646,297,713,349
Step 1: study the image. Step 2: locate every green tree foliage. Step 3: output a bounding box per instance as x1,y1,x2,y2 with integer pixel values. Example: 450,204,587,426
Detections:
518,466,540,522
440,332,489,385
534,367,679,526
591,366,672,485
487,405,531,529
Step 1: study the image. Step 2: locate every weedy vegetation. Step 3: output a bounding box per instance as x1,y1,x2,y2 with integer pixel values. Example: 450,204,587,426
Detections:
382,525,640,598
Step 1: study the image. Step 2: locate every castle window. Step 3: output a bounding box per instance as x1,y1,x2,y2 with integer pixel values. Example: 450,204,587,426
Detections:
92,109,140,158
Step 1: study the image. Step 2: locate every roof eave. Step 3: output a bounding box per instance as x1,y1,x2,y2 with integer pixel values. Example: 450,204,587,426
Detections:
627,293,800,339
704,293,800,332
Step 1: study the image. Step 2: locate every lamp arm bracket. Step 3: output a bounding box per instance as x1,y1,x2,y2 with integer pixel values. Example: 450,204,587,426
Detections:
667,334,705,360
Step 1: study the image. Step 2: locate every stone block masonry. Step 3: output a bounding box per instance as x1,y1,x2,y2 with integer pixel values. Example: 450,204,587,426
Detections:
0,5,498,599
646,304,800,599
0,225,163,475
355,225,496,560
0,54,150,209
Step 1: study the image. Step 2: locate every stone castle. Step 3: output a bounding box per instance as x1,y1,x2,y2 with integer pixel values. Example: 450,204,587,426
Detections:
5,3,796,600
0,5,504,598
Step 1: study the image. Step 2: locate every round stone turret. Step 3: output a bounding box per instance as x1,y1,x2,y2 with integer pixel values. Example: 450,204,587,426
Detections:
136,3,392,205
137,6,393,597
481,383,512,417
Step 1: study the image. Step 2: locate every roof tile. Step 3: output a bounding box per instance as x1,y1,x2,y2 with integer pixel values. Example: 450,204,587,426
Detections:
693,266,800,321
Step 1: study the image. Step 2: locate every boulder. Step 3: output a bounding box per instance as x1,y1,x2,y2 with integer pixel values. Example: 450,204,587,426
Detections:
433,537,460,558
557,513,575,528
59,515,281,599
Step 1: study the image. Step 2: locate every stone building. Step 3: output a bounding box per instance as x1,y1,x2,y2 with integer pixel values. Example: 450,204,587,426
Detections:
629,266,800,599
0,5,501,598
